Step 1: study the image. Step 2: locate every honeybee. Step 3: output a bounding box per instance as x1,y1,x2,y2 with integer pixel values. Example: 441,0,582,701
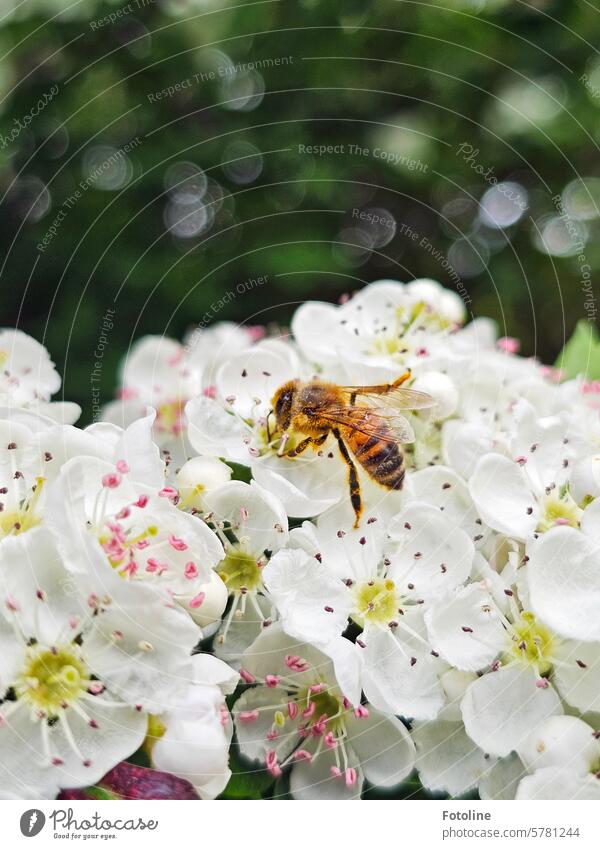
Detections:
269,370,435,527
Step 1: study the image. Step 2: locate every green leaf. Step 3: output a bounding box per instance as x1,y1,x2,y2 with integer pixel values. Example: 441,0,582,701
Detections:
555,321,600,381
219,749,275,800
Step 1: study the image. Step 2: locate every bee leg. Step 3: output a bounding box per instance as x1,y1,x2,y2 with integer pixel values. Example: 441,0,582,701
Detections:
332,428,362,528
391,370,412,389
285,432,328,458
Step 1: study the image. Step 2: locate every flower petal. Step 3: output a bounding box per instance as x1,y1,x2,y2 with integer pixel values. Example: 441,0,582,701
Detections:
461,666,562,757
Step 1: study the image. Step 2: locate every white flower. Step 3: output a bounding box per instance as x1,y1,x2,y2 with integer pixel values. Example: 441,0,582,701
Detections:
150,653,239,799
469,401,585,542
0,329,61,408
176,455,232,510
46,454,224,622
102,335,202,448
186,338,346,518
0,406,118,543
411,667,496,798
203,480,288,658
264,501,474,718
232,625,415,799
525,505,600,643
0,526,200,798
425,581,600,755
515,716,600,800
184,321,264,388
291,279,466,383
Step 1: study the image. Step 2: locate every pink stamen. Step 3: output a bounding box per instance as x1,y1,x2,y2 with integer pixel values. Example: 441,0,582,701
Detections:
116,460,130,474
536,678,550,689
239,668,256,684
158,487,178,501
497,336,520,354
302,702,316,719
102,473,122,489
202,385,217,399
265,750,282,778
345,767,357,787
238,710,259,723
184,562,198,579
135,495,149,508
189,592,206,609
293,749,313,762
354,705,370,719
288,701,298,720
284,654,308,672
168,534,188,551
324,731,337,749
330,766,342,779
265,675,280,688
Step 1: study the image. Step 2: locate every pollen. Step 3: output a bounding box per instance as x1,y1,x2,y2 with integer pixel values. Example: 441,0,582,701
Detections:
352,577,400,627
217,549,262,593
15,645,88,716
505,612,555,676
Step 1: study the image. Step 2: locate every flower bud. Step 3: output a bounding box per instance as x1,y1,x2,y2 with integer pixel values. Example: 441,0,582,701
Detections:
411,371,459,420
176,456,232,509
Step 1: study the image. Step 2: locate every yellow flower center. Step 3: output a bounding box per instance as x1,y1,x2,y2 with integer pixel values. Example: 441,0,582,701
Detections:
537,493,582,532
505,611,555,676
352,578,399,627
217,549,261,593
0,478,45,538
155,399,185,436
15,646,88,716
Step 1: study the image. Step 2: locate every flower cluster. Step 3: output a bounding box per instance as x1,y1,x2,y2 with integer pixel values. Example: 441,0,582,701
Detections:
2,278,599,800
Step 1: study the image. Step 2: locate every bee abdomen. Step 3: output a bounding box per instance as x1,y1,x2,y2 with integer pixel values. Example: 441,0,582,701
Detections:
351,436,405,490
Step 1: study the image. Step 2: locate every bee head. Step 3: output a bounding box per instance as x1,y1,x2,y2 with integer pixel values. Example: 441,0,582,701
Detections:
271,380,297,431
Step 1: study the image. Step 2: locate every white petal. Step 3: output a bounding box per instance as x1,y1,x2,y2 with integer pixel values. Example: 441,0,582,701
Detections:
216,339,298,419
526,527,600,642
442,420,494,480
413,719,492,797
424,584,505,673
409,465,488,544
469,454,539,541
185,396,248,462
461,666,563,757
387,502,474,601
153,715,230,800
518,715,600,775
290,746,362,800
49,696,147,789
361,627,444,719
516,767,600,800
346,709,415,788
205,480,288,553
291,302,342,363
84,584,200,711
552,639,600,713
251,455,342,519
262,548,350,645
479,753,526,800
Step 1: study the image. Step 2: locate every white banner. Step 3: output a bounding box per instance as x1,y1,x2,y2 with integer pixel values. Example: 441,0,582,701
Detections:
1,799,597,849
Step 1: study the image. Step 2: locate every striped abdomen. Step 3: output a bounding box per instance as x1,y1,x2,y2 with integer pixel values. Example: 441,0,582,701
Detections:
345,426,405,490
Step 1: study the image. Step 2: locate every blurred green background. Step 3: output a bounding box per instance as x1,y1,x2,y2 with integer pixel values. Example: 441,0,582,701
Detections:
1,0,598,422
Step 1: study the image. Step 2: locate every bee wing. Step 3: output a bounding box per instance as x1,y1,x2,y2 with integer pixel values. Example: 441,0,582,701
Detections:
341,385,436,411
317,405,416,445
